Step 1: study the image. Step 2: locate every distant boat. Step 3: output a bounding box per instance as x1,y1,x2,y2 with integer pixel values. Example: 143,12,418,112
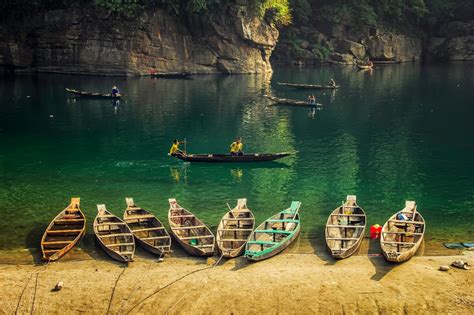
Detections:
40,198,86,261
216,198,255,258
123,198,171,256
150,72,192,79
356,64,373,70
168,199,215,257
325,195,366,259
380,201,425,263
66,88,122,99
172,152,291,163
278,82,340,89
94,204,135,263
264,95,322,107
245,201,301,262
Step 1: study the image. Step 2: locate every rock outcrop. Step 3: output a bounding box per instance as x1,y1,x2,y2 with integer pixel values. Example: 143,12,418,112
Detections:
272,22,422,65
0,5,278,76
425,21,474,61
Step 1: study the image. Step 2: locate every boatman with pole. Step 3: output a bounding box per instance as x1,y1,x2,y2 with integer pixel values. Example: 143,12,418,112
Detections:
230,137,244,156
169,139,186,156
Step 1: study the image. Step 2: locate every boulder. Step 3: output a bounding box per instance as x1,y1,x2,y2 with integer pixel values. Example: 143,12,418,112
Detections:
366,34,422,62
334,39,366,59
330,52,354,64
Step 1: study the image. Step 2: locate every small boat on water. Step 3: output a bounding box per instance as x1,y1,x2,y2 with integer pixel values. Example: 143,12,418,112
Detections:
123,198,171,256
264,95,322,107
325,195,366,259
66,88,122,99
168,199,215,257
380,201,425,263
245,201,301,262
172,152,291,163
94,204,135,263
277,82,340,89
356,64,373,70
40,198,86,261
216,199,255,258
150,72,192,79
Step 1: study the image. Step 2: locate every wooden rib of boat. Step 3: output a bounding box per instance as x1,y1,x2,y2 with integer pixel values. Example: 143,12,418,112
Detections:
325,195,366,259
380,201,425,263
277,82,340,89
168,199,215,257
65,88,122,99
94,204,135,263
123,198,171,256
172,152,291,163
245,201,301,262
264,95,322,107
150,72,192,79
40,198,86,261
216,199,255,258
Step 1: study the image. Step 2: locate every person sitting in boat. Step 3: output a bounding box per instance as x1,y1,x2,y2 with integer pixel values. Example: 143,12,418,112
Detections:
111,86,120,97
329,79,336,87
307,94,316,105
397,212,409,221
169,139,185,156
366,58,373,67
230,137,243,156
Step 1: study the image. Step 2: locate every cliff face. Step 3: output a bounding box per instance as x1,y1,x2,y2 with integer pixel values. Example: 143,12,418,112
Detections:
0,5,278,75
425,20,474,61
272,23,422,65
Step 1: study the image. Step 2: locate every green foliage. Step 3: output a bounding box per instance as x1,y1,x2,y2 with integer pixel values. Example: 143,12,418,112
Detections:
254,0,292,26
290,0,311,25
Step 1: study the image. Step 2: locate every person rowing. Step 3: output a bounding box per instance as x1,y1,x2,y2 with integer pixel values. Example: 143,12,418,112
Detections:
307,94,316,106
169,139,185,156
230,137,243,156
111,85,120,97
329,78,336,87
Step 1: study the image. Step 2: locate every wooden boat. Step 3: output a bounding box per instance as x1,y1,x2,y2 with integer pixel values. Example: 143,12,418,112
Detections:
216,199,255,258
40,198,86,261
380,201,425,263
325,195,366,259
123,198,171,256
66,88,122,99
93,204,135,263
172,152,291,163
356,64,373,70
277,82,340,89
245,201,301,262
264,95,322,107
168,199,215,257
150,72,192,79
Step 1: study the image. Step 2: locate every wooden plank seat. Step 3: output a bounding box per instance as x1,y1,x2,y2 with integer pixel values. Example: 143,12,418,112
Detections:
267,219,299,223
247,240,277,245
219,238,249,242
125,214,156,220
180,235,214,240
326,237,360,241
388,220,424,225
118,251,134,255
47,229,83,234
106,243,135,247
254,229,291,234
42,240,72,245
170,215,195,218
331,214,366,217
54,219,85,224
382,241,416,245
140,236,170,241
222,228,254,232
222,218,254,221
195,244,214,248
171,225,205,230
99,233,133,238
382,231,423,235
130,227,164,233
326,225,365,228
96,222,126,226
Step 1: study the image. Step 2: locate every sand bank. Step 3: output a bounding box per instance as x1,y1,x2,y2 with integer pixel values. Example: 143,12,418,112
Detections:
0,248,472,314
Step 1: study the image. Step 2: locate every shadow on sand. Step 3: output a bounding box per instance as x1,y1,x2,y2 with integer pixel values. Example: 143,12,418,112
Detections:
367,238,398,281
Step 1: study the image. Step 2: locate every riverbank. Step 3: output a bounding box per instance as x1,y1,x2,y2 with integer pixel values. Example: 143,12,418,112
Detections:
1,250,472,314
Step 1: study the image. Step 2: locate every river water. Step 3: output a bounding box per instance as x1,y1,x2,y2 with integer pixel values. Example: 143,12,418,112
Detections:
0,63,473,256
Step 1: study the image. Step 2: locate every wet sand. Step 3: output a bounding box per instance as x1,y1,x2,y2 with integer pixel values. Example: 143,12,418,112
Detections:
0,245,472,315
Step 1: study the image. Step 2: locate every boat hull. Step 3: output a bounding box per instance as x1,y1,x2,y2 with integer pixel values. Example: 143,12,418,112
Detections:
246,225,300,262
173,153,290,163
66,88,121,99
278,83,340,89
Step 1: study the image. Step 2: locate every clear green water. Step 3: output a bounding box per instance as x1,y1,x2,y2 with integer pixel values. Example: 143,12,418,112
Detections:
0,64,473,251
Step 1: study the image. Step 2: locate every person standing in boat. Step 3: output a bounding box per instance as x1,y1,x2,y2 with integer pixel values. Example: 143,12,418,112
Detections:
329,78,336,87
169,139,185,156
111,85,120,97
230,137,243,156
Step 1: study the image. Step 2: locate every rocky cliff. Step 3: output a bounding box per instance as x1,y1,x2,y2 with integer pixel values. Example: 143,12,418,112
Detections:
0,4,278,76
425,20,474,61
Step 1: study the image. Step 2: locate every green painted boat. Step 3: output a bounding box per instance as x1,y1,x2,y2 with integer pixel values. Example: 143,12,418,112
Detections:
244,201,301,261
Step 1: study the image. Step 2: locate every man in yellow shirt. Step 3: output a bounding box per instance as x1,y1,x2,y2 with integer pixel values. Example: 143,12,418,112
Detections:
230,137,243,156
169,139,185,156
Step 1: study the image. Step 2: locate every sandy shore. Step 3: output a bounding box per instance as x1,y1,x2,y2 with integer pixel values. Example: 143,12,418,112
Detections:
0,247,472,315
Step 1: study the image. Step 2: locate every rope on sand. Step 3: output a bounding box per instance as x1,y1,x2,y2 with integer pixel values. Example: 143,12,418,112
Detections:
15,273,33,315
125,266,212,314
106,268,126,315
30,272,39,315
